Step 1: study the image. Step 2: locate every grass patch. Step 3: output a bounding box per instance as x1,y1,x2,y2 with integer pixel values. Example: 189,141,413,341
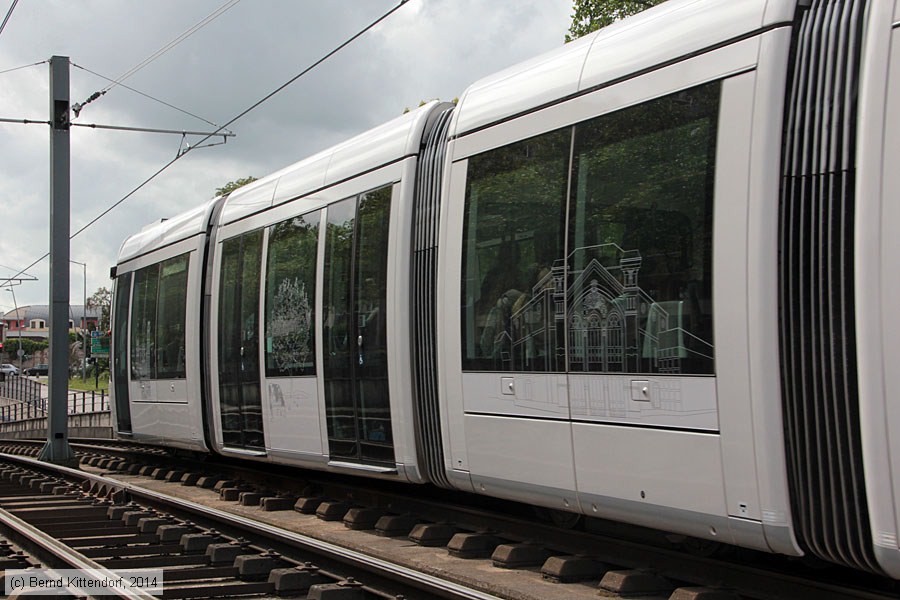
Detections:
67,378,108,393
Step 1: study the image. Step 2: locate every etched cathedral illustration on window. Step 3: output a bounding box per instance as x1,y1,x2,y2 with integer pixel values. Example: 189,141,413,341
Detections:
487,243,714,375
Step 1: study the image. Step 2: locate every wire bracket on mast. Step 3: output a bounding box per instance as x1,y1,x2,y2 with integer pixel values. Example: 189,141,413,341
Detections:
176,131,228,158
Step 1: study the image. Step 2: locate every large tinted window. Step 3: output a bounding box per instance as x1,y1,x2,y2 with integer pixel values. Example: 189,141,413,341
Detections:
353,187,393,461
265,212,320,377
130,253,190,380
321,187,395,465
461,129,570,371
156,255,189,379
130,264,159,380
460,82,720,375
218,231,264,449
568,83,718,374
323,198,356,456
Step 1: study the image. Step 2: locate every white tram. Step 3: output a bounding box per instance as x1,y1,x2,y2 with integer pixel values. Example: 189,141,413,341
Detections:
111,0,900,577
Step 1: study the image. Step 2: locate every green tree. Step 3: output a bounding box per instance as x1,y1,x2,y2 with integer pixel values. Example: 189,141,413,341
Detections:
566,0,667,42
1,338,47,358
86,286,111,331
215,176,258,197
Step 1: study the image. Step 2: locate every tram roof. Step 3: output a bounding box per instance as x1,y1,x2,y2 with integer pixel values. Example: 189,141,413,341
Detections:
116,0,800,265
117,102,444,263
217,101,444,226
449,0,796,139
117,196,220,265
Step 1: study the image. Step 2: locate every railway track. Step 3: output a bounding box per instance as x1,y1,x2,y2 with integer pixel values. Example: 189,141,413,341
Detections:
0,523,53,591
0,439,898,599
0,449,502,599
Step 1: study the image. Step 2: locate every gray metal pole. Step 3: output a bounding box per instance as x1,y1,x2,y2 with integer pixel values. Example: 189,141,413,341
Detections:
39,55,74,465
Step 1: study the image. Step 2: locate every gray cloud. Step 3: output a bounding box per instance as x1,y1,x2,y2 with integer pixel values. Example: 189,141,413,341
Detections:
0,0,571,311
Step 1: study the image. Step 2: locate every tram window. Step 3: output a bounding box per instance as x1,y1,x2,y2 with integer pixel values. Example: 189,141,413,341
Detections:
130,263,159,380
129,253,190,381
265,211,319,377
568,82,719,375
461,128,569,372
156,255,189,379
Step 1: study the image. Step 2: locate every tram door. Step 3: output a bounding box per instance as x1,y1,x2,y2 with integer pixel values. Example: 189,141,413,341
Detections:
218,230,265,450
112,272,132,433
323,186,394,466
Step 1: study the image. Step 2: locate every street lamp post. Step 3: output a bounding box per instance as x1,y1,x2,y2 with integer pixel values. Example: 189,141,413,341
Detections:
70,260,86,381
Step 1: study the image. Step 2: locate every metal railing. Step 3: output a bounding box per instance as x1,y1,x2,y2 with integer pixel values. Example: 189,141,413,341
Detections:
66,389,109,415
0,374,108,422
0,374,43,405
0,400,46,422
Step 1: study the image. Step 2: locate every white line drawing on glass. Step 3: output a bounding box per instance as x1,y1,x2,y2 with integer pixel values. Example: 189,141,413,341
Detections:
266,277,312,372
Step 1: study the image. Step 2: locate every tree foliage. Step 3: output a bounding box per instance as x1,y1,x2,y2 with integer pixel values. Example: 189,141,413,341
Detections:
215,176,258,197
2,337,47,357
566,0,667,42
86,286,111,331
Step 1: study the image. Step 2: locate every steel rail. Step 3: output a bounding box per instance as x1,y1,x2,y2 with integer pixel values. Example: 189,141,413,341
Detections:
1,440,895,599
0,452,503,600
0,505,157,599
184,451,896,600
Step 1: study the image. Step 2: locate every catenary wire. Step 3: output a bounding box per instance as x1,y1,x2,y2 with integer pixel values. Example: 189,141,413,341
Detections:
193,0,410,149
3,0,411,286
71,62,231,131
101,0,241,93
2,154,180,285
0,60,47,76
0,0,18,39
0,264,36,278
73,0,410,238
72,0,242,116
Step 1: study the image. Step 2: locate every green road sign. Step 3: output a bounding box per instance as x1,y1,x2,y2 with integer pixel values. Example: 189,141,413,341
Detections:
90,330,110,358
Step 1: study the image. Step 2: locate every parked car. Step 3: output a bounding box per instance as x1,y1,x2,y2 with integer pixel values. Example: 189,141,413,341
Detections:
25,364,49,377
0,363,19,376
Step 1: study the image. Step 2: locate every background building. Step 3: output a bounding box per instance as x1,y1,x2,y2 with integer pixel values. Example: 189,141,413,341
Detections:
1,305,100,342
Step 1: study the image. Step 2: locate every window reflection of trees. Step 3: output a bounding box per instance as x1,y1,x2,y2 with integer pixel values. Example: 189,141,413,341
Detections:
461,129,569,372
460,82,719,376
569,83,719,375
265,213,319,378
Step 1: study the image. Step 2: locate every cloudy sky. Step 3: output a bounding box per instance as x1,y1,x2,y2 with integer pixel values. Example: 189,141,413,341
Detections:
0,0,573,314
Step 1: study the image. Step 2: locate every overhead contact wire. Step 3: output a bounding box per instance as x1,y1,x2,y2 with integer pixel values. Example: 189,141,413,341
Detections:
5,154,181,283
0,60,47,75
101,0,241,93
72,0,241,117
0,0,19,39
206,0,410,141
71,62,230,132
4,0,411,285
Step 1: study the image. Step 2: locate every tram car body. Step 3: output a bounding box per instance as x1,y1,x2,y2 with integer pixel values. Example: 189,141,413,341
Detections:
111,0,900,577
